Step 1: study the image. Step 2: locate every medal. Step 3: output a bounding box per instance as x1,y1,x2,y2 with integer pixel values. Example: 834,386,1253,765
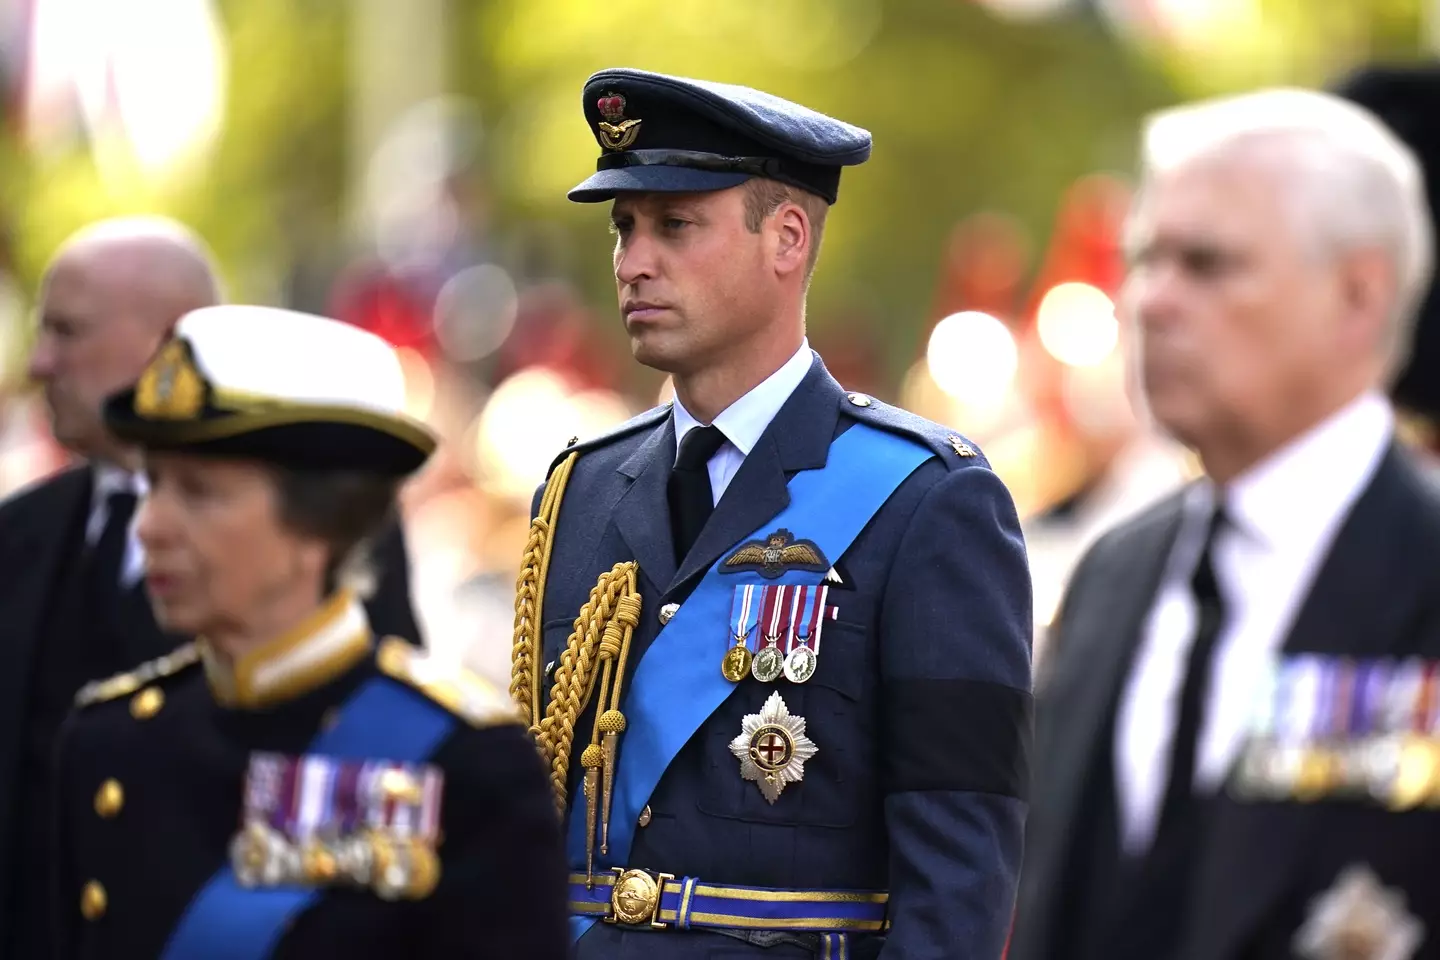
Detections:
721,645,753,683
1293,865,1424,960
783,646,818,684
728,691,818,803
750,585,793,683
781,584,836,685
722,585,761,683
752,646,784,683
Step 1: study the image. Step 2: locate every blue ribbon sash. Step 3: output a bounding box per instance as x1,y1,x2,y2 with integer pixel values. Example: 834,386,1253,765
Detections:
568,423,932,943
161,676,456,960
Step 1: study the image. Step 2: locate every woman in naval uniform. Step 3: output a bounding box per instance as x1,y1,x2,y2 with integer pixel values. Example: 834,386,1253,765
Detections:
50,305,568,960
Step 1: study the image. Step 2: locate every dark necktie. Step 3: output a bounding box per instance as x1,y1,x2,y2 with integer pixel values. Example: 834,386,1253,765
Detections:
88,489,139,614
1158,502,1229,831
1116,502,1230,958
667,424,727,564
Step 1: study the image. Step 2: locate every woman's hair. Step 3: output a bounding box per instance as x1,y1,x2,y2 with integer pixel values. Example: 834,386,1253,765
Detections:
270,467,401,598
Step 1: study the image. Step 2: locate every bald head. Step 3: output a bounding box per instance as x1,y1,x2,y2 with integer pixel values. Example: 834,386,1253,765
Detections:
29,217,221,462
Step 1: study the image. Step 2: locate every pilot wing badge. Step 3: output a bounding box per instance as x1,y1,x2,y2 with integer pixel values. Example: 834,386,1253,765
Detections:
723,528,829,580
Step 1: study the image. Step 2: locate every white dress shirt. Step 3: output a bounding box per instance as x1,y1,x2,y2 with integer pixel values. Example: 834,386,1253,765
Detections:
87,464,147,588
672,341,813,505
1115,391,1393,853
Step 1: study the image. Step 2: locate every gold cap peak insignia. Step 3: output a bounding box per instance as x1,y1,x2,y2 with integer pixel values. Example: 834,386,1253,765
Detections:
135,338,207,420
596,92,641,152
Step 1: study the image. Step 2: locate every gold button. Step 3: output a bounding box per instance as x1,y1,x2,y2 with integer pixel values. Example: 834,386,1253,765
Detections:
130,687,164,719
80,880,106,921
658,603,679,626
847,393,872,407
637,804,652,827
94,779,124,819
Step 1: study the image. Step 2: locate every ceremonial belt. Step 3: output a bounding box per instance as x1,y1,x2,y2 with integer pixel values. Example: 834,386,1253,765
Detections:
569,870,886,954
567,423,933,946
160,677,456,960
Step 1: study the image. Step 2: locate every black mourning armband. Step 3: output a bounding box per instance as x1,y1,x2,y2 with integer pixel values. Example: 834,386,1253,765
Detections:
881,678,1031,799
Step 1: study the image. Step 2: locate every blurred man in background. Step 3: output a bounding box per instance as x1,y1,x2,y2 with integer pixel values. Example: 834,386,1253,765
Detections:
1013,89,1440,960
0,217,422,958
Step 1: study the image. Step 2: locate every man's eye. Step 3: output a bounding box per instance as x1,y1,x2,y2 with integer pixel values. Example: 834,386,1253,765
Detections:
663,218,689,230
1179,246,1231,277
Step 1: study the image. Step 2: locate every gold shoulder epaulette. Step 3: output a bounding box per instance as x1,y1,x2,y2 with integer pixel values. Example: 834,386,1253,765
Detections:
74,642,201,708
377,637,522,729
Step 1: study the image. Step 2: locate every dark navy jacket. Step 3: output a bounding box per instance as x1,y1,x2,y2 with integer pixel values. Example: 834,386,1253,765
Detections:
536,354,1033,959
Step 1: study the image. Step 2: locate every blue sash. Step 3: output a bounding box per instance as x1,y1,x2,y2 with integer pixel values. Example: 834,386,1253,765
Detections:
161,676,457,960
568,423,933,943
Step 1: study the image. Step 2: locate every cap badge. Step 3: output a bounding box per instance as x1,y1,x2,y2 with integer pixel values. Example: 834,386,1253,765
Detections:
596,92,641,152
135,338,206,421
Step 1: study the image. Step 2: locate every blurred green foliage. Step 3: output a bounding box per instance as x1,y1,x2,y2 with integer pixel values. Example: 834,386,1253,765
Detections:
1,0,1435,383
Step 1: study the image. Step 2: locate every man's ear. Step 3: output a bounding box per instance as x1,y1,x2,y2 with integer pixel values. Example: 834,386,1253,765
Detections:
772,202,811,279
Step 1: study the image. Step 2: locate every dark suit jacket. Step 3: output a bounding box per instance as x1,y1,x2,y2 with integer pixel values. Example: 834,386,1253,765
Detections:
537,355,1033,960
1012,444,1440,960
0,464,422,951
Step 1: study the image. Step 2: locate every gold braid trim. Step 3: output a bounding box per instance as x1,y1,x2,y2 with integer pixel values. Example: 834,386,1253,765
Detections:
535,564,641,884
510,452,577,732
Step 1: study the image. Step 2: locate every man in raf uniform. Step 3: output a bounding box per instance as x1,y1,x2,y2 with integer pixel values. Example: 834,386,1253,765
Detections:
510,69,1032,959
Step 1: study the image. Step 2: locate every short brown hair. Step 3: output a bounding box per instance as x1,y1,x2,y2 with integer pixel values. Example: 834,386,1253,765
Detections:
741,178,830,281
271,468,400,597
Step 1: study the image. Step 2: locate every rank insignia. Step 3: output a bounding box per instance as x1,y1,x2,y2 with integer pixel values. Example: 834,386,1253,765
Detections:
596,92,642,151
231,752,444,901
135,338,207,421
1293,864,1424,960
722,528,829,579
947,435,977,458
729,691,817,803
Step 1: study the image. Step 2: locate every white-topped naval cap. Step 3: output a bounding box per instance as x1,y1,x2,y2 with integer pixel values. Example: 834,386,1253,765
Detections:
104,305,436,475
179,305,409,416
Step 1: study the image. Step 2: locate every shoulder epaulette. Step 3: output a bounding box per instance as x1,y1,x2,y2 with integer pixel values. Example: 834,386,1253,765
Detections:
544,403,673,478
839,392,991,470
74,642,201,708
376,637,522,729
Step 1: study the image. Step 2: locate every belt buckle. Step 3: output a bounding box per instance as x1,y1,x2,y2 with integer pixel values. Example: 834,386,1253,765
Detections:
607,867,675,929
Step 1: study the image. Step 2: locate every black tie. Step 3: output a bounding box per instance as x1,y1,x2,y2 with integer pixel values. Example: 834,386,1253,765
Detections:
1116,502,1229,958
88,490,138,614
667,425,727,564
1159,503,1229,830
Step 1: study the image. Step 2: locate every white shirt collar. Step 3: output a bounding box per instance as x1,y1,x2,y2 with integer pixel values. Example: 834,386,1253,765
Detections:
1197,390,1393,552
672,340,813,457
92,462,145,502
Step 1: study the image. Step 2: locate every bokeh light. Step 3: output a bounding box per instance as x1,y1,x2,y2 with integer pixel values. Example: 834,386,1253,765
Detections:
926,311,1019,410
1036,282,1119,368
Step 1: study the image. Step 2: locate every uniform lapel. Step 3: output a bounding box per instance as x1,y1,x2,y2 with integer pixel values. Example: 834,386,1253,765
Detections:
1025,496,1184,938
668,355,838,595
1186,444,1422,960
613,415,679,596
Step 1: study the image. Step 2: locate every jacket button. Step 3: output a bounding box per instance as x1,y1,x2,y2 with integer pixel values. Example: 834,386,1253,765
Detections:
847,393,872,407
658,604,679,626
638,805,652,827
94,779,124,819
130,687,164,720
81,881,107,921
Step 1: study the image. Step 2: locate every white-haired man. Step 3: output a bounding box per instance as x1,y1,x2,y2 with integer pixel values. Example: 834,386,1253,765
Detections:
1012,89,1440,960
